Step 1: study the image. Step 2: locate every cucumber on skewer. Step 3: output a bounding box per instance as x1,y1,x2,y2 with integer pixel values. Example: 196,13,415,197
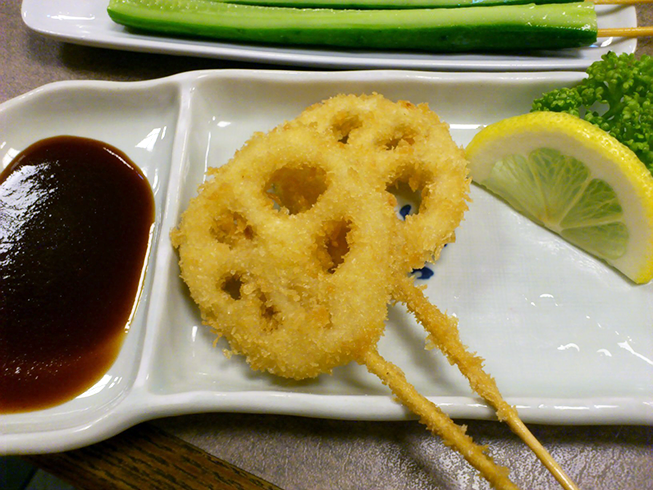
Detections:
107,0,598,52
224,0,576,8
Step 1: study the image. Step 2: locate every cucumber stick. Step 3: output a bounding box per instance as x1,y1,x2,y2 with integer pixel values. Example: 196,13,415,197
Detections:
225,0,574,8
107,0,598,52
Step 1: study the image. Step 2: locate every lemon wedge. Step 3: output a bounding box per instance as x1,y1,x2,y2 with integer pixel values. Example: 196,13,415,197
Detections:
465,111,653,284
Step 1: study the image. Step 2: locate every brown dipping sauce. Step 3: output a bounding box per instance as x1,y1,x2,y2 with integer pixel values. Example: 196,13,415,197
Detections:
0,136,155,413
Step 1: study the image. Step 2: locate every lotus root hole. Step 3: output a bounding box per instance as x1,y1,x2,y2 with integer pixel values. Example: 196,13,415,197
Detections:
318,219,352,273
211,212,254,246
222,274,243,300
332,114,362,144
387,173,425,219
266,166,328,214
259,293,281,331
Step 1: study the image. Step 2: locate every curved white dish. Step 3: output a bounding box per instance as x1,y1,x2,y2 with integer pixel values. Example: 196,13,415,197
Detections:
21,0,637,71
1,70,652,455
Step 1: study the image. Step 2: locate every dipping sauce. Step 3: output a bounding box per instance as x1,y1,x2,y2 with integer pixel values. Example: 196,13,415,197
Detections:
0,136,155,413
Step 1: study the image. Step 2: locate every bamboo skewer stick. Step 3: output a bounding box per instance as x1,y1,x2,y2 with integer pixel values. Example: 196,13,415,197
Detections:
394,276,581,490
362,349,521,490
591,0,653,37
593,0,653,38
593,0,653,3
598,27,653,37
592,0,653,3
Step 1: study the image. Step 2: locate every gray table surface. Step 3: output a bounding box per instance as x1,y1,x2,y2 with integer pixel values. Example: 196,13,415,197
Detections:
1,1,652,488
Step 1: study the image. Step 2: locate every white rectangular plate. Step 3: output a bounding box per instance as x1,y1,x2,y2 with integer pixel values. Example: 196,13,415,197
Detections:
1,70,652,455
21,0,637,71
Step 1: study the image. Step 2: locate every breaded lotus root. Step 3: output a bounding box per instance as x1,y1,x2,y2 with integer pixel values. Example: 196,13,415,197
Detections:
290,93,470,271
172,94,577,490
171,124,396,379
172,99,518,488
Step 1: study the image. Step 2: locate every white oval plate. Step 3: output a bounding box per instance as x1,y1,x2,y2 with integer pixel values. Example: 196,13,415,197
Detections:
21,0,637,71
1,70,652,455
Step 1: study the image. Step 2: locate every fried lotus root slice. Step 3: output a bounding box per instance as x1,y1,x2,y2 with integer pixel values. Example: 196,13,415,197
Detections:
171,125,396,380
291,93,471,270
173,95,576,490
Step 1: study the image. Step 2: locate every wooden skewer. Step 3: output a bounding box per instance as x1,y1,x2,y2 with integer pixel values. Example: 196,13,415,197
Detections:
394,276,580,490
592,0,653,3
598,27,653,37
593,0,653,38
362,349,521,490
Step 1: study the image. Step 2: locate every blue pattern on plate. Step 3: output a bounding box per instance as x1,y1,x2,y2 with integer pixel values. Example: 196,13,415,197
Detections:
412,266,434,280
